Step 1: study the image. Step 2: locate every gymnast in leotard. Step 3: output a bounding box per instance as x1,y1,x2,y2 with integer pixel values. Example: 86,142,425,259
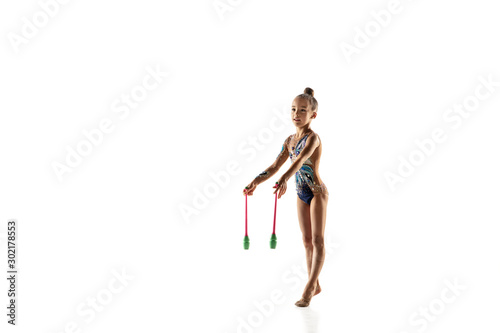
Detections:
243,87,329,307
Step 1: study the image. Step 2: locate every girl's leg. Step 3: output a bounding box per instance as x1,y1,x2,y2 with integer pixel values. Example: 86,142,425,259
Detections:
296,196,322,295
296,192,328,306
296,195,313,276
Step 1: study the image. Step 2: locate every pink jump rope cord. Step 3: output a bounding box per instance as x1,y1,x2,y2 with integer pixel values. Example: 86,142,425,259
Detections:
272,183,278,234
244,184,277,236
245,191,248,236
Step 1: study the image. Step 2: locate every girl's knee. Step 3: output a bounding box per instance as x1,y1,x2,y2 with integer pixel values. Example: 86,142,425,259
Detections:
312,235,324,248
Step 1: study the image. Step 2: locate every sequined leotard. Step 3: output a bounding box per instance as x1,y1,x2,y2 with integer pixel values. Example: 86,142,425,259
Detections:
287,132,329,205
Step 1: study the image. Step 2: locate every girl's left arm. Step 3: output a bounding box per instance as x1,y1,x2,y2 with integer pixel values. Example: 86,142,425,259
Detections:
279,133,319,183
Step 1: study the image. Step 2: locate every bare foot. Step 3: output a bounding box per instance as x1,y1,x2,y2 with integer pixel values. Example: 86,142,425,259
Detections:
314,280,321,296
295,284,316,307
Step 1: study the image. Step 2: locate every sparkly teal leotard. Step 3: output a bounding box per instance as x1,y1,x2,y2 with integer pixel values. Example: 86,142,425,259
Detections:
287,133,328,205
253,133,328,204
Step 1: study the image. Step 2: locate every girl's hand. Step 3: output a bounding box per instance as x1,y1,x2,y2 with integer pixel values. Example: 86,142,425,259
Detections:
243,182,257,196
273,176,287,199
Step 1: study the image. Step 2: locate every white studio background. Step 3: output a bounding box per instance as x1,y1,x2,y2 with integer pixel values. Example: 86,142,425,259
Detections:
1,0,499,332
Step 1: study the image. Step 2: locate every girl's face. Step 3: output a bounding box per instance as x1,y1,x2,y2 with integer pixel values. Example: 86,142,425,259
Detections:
291,97,316,126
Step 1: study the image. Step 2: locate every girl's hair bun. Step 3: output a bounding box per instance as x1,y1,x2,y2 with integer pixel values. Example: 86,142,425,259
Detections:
304,87,314,97
296,87,318,112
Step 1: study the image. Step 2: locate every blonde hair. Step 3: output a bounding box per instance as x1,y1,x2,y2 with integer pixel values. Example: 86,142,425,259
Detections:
295,87,318,112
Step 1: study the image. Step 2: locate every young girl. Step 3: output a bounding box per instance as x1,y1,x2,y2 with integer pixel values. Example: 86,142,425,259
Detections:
243,87,329,307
